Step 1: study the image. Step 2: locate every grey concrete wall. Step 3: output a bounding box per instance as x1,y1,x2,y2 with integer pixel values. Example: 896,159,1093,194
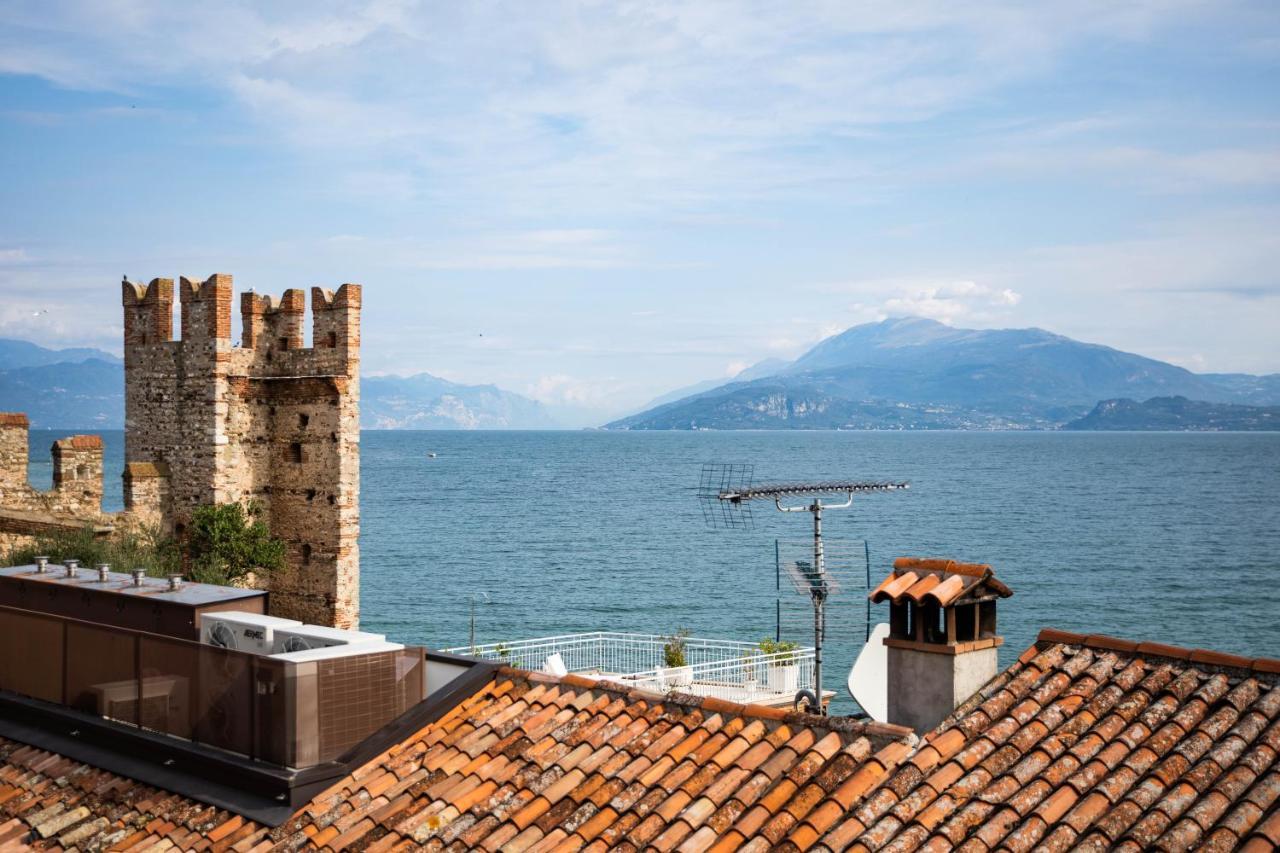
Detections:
887,645,998,733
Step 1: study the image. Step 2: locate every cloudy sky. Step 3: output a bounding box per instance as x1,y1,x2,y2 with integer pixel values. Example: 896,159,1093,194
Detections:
1,1,1278,423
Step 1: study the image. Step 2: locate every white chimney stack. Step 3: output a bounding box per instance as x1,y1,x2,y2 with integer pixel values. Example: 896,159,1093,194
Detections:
870,557,1013,733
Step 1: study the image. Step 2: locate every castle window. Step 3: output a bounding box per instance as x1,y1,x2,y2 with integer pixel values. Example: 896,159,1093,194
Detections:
326,331,337,348
76,464,89,479
278,336,290,351
301,544,312,565
299,413,309,428
306,488,316,501
289,442,303,463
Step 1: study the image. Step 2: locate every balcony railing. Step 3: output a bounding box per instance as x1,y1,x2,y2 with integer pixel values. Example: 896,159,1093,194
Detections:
446,632,814,706
0,603,426,770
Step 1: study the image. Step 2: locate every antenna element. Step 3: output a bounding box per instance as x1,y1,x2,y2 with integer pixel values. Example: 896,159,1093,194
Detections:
700,464,909,714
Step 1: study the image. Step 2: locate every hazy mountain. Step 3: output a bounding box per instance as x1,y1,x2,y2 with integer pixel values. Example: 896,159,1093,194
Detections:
1195,373,1280,405
361,373,559,429
0,339,556,431
629,357,793,414
0,358,124,429
1065,396,1280,431
0,339,121,369
606,317,1280,430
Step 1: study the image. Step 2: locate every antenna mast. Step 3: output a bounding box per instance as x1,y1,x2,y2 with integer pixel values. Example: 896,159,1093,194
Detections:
700,466,908,714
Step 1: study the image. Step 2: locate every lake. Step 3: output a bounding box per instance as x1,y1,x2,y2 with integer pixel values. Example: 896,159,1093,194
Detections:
29,429,1280,711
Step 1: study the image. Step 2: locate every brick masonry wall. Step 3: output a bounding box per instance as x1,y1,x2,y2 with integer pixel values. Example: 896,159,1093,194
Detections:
121,275,361,628
0,416,109,552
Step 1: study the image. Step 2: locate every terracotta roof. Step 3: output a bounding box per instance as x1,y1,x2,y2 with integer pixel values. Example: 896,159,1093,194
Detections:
0,668,914,851
0,413,28,428
1,633,1277,851
870,557,1013,608
62,435,103,451
787,629,1280,853
123,460,171,479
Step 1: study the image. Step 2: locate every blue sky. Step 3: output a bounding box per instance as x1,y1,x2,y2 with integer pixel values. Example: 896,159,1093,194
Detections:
1,1,1278,424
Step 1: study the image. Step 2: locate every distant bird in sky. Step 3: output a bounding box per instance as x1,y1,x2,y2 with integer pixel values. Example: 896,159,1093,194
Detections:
31,309,47,317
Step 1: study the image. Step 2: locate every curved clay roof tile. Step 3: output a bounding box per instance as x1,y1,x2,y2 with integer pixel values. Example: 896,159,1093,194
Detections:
870,571,919,603
923,574,967,607
902,572,942,603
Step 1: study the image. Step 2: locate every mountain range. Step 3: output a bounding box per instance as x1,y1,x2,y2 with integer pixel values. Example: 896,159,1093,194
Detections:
3,321,1278,432
606,317,1280,430
0,339,558,430
1064,396,1280,431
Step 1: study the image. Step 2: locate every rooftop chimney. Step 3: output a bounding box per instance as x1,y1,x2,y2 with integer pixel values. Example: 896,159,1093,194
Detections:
63,559,79,579
869,557,1013,733
34,556,49,574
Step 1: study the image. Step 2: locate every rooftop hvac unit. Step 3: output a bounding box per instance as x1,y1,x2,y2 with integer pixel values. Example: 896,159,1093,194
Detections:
271,624,386,655
270,639,404,664
200,612,303,655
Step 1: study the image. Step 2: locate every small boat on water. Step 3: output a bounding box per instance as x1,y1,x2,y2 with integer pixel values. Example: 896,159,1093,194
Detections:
427,452,438,458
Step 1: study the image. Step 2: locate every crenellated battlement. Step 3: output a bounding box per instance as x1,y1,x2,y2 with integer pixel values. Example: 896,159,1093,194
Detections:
178,274,232,343
123,275,361,367
0,414,105,519
121,277,174,346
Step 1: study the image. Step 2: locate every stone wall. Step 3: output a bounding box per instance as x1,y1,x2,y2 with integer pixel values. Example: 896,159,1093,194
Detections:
121,275,361,628
0,413,109,553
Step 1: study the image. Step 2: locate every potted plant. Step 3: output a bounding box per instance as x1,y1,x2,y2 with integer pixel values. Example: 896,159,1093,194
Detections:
758,637,800,694
660,629,693,690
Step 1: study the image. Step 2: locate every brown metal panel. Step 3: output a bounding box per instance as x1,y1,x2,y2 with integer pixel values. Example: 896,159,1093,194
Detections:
194,646,254,758
138,635,199,739
0,608,63,703
0,567,267,641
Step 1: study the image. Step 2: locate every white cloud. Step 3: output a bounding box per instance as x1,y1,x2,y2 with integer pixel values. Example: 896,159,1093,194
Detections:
526,373,614,408
819,277,1024,326
1,1,1247,212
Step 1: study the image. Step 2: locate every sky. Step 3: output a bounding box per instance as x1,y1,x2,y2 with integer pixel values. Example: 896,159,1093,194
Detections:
1,1,1278,425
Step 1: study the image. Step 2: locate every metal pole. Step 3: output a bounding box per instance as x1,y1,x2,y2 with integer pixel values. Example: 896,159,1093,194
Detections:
469,597,476,651
775,538,781,642
864,539,872,642
813,499,823,714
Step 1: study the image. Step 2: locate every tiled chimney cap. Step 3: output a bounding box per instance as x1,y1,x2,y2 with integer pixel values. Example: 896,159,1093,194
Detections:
870,556,1013,607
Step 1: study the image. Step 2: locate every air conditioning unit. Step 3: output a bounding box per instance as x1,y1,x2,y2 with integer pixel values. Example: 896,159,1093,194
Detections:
271,624,385,655
200,612,303,654
270,639,404,664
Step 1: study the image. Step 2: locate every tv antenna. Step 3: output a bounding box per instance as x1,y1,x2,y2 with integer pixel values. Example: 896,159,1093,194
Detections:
699,463,908,714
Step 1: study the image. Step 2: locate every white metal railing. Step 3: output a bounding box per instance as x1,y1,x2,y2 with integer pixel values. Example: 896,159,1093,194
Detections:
444,632,814,705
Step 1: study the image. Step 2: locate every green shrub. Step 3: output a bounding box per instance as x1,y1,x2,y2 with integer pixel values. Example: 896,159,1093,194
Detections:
758,637,799,665
3,501,285,588
662,629,690,668
4,524,180,577
185,501,285,586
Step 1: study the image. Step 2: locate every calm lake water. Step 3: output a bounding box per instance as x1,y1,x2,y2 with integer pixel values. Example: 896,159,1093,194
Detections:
31,429,1280,710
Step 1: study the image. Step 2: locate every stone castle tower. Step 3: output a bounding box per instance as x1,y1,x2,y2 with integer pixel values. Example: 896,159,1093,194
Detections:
121,275,361,628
